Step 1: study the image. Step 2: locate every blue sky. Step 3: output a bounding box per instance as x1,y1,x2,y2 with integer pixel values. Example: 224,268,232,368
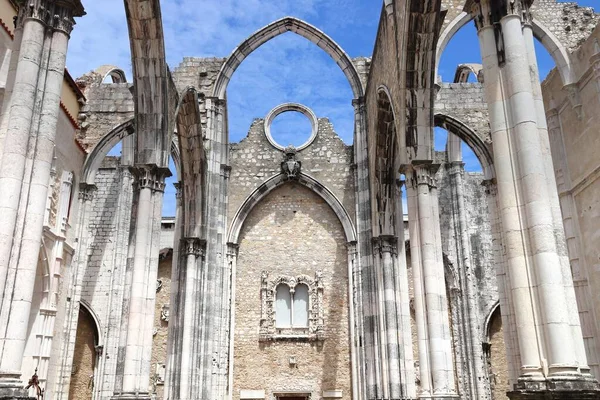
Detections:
67,0,598,216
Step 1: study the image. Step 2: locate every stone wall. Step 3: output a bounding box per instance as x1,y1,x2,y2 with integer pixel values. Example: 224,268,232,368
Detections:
76,82,134,151
233,183,351,399
68,308,97,400
542,23,600,377
438,169,497,324
488,309,509,400
79,157,134,397
172,57,226,95
228,117,355,230
150,254,173,399
435,83,491,149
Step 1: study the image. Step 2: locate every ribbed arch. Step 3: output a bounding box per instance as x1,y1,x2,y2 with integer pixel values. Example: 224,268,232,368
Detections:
81,120,181,185
434,113,495,180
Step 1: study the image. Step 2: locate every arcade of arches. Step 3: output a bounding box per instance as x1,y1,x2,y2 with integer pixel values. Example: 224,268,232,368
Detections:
0,1,599,400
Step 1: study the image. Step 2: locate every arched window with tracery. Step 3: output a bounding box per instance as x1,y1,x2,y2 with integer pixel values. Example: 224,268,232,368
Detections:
261,273,323,340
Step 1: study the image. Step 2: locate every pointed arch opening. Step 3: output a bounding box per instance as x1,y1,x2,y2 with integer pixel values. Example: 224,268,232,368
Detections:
212,17,363,101
436,12,573,85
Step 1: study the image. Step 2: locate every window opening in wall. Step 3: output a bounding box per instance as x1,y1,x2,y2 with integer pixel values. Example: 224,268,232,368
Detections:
275,283,309,328
261,272,323,341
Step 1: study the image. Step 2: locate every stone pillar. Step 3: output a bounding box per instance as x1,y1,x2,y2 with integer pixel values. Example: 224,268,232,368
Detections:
406,163,457,399
523,20,590,378
179,237,205,400
0,2,84,398
53,183,96,400
113,165,169,400
164,182,183,400
470,1,600,397
226,242,239,400
482,179,520,387
372,235,400,399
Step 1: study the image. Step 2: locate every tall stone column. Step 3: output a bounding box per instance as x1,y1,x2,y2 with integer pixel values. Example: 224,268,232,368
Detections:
470,1,599,397
113,165,169,400
0,2,84,398
372,235,401,399
405,163,458,399
179,237,205,400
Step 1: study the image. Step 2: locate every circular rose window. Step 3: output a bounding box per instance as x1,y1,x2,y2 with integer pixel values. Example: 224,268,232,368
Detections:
264,103,318,151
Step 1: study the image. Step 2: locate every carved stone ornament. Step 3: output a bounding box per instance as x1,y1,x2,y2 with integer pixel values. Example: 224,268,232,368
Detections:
161,304,170,322
78,183,96,202
15,0,85,34
130,164,171,192
281,146,302,180
259,271,324,342
156,279,163,293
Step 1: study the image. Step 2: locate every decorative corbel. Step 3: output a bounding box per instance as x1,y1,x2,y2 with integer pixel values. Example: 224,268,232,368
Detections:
564,83,584,120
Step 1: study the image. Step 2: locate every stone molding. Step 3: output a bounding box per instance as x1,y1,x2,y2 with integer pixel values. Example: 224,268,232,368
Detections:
15,0,85,35
130,164,171,192
259,271,324,342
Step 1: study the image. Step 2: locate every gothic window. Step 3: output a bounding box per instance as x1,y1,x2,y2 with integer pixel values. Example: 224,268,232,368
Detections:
293,284,309,327
260,272,324,341
275,284,292,327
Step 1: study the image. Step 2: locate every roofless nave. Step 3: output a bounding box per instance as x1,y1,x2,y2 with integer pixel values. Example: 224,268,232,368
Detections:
1,1,600,400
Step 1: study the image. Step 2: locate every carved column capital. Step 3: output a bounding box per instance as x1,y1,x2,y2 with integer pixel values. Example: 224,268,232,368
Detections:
15,0,85,34
410,163,440,189
372,235,398,256
130,164,171,192
181,237,205,258
226,242,239,258
352,96,366,114
468,0,531,30
447,161,465,176
78,183,96,201
173,181,182,200
481,178,498,196
563,83,584,120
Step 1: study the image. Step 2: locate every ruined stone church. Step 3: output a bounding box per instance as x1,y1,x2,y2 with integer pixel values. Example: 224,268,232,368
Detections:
0,0,600,399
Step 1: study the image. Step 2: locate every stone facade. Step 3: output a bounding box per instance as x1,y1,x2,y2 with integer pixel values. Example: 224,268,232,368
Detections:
1,1,600,400
234,183,351,399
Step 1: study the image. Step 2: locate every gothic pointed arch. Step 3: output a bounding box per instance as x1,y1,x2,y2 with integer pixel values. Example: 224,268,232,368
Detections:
212,17,364,100
81,120,181,186
434,113,495,179
227,173,356,245
436,12,574,85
